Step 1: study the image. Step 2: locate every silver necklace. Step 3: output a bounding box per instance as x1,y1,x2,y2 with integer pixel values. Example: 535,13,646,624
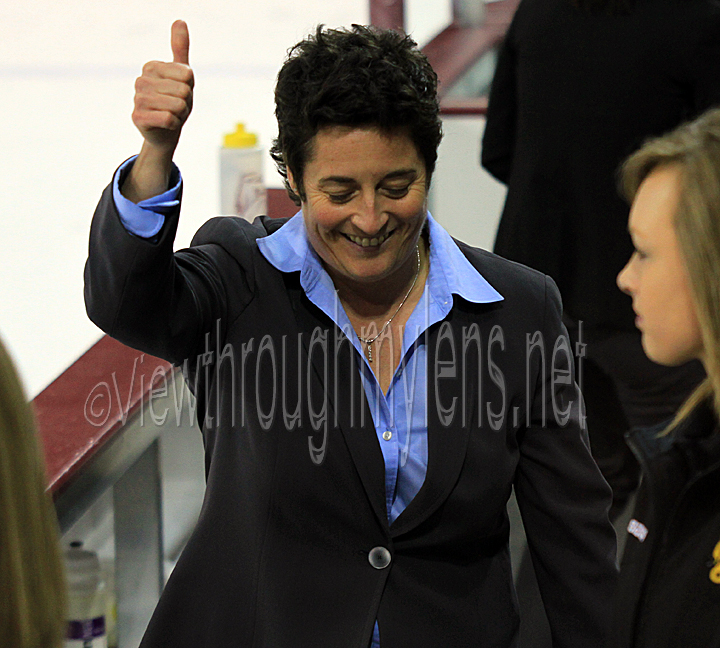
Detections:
357,247,421,363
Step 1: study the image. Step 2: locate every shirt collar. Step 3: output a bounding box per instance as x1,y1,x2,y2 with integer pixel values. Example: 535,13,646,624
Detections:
424,213,503,305
256,211,504,305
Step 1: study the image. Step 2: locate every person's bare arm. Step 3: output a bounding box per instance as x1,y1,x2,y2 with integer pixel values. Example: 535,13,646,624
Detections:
122,20,194,203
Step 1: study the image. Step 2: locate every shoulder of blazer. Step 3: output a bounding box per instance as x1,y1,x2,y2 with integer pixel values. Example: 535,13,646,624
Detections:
186,215,292,290
190,215,291,248
453,237,554,301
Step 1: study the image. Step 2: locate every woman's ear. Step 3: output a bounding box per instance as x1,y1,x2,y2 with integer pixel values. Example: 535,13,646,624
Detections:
287,169,299,195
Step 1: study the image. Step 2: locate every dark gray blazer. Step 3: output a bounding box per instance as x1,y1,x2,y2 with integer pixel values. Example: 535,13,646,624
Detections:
85,181,617,648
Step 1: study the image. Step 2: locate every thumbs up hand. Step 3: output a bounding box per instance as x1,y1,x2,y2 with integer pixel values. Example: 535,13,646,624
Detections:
123,20,194,203
132,20,194,153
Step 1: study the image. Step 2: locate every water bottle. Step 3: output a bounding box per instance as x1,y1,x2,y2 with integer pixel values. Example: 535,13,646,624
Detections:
219,122,267,220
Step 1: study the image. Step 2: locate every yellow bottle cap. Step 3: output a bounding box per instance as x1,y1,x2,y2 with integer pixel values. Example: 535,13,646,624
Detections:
223,123,258,148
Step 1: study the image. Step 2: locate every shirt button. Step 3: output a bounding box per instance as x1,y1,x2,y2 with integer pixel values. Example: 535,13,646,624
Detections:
368,546,392,569
382,430,392,441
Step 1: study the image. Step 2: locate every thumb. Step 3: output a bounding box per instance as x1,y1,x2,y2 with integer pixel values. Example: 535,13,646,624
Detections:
171,20,190,65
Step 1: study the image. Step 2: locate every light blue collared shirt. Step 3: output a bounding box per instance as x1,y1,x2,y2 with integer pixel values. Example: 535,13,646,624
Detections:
256,212,504,529
112,158,504,647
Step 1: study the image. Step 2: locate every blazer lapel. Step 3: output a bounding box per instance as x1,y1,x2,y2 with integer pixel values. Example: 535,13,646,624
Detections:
283,276,389,530
390,316,475,536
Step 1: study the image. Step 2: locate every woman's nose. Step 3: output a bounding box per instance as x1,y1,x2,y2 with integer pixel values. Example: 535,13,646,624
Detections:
617,260,633,296
352,193,386,235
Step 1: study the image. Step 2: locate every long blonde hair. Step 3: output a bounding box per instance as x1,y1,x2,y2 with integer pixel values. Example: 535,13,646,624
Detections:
621,108,720,429
0,336,66,647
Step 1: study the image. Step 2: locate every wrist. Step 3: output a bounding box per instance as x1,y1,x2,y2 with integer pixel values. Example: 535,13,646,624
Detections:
121,141,177,203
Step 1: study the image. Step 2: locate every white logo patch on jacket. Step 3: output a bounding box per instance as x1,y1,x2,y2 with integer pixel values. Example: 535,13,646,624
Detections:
628,519,648,542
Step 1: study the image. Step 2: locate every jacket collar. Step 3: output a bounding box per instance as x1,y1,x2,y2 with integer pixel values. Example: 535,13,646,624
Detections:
627,398,718,465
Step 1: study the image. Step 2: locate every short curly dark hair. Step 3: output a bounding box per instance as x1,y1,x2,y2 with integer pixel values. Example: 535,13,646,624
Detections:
271,24,442,205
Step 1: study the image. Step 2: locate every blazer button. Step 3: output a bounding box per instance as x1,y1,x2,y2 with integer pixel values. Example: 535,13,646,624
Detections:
368,546,391,570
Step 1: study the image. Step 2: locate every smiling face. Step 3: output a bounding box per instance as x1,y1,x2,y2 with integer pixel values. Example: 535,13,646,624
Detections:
617,164,703,366
293,125,428,293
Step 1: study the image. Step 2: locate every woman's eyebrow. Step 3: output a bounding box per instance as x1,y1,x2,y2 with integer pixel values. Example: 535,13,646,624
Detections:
384,169,418,180
318,169,418,186
318,176,355,186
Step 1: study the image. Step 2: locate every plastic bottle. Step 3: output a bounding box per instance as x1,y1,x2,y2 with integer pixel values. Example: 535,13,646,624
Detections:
219,123,267,220
64,542,108,648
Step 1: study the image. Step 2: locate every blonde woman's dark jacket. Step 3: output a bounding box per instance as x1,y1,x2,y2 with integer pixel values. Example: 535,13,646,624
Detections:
613,401,720,647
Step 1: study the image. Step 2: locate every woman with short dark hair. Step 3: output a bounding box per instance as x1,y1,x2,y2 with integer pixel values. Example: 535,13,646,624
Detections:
85,21,616,647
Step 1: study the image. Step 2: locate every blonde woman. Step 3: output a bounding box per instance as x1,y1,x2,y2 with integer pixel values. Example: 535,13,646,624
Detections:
614,108,720,647
0,336,65,647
